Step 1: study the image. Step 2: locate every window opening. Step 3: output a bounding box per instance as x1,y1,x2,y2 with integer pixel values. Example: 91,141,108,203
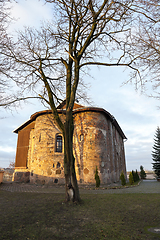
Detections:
39,133,41,142
57,162,61,168
54,179,58,183
80,134,84,142
56,135,62,152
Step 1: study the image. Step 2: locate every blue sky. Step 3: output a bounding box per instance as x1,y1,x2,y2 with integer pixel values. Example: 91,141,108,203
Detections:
0,0,159,171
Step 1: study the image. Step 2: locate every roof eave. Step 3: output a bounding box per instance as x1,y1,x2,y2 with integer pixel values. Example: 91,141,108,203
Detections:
13,107,127,139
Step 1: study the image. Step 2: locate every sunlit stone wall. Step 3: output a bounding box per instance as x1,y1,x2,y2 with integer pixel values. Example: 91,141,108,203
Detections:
13,109,126,185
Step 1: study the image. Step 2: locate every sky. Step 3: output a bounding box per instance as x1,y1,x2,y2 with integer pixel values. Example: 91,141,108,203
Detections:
0,0,159,171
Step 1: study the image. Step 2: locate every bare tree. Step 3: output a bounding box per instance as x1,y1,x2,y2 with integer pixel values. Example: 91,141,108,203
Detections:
0,0,11,43
0,0,9,94
0,0,16,109
1,0,159,201
8,160,15,168
123,0,160,91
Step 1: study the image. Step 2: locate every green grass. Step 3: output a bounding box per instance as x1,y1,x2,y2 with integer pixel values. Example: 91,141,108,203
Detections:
0,190,160,240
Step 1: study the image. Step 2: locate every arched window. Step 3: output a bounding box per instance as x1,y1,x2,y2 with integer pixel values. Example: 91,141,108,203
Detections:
56,135,62,152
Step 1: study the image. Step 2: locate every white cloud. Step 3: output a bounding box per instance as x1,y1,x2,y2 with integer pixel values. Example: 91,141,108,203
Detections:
10,0,53,30
0,146,15,153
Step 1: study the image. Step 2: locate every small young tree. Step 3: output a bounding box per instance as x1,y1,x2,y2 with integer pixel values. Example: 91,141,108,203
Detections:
135,169,140,182
152,127,160,179
129,172,134,185
132,170,136,182
95,166,100,188
140,165,146,179
120,171,126,186
132,170,140,182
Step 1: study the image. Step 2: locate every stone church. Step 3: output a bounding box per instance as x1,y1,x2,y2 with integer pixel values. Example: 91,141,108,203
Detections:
13,101,127,185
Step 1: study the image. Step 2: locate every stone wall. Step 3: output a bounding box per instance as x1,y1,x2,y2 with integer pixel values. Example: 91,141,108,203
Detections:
13,109,126,185
1,169,14,182
27,114,65,185
13,170,30,183
73,111,126,184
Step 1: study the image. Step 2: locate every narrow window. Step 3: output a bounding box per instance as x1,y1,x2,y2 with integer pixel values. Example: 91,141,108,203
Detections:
39,133,41,142
80,134,84,142
56,135,62,152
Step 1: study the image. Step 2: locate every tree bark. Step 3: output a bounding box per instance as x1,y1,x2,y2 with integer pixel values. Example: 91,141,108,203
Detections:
64,110,80,202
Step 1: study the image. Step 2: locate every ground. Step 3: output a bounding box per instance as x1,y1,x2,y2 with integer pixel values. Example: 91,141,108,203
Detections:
0,180,160,240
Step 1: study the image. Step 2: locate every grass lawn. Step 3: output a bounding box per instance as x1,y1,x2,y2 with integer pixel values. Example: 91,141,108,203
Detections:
0,190,160,240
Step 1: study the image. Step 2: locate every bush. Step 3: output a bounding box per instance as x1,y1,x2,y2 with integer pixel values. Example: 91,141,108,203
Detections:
120,171,126,186
132,170,140,182
129,172,134,185
95,166,100,188
135,169,140,181
140,165,146,179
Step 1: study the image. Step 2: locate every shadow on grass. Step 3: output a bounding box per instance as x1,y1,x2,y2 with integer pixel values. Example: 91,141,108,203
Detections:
0,190,160,240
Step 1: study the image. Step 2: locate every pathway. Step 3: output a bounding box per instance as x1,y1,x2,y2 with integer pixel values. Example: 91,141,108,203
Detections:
0,180,159,194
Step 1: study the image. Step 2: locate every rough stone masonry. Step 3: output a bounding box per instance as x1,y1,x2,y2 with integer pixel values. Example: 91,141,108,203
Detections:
13,103,127,185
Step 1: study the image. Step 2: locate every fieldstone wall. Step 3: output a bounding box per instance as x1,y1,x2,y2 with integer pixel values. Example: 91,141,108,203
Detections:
13,170,30,183
27,114,65,185
13,110,126,185
73,111,126,184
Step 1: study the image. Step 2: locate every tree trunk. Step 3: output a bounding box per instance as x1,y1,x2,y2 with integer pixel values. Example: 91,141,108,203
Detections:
64,110,81,202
